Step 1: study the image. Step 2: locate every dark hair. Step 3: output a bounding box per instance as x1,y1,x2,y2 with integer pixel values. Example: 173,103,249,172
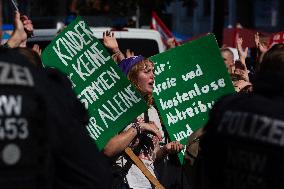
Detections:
259,43,284,74
15,47,43,68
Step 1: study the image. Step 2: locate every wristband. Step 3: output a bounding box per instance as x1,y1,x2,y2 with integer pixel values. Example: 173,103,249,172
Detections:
111,50,122,60
112,49,121,55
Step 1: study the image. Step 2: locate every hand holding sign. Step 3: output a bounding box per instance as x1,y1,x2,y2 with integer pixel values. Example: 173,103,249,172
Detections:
42,17,148,150
163,141,184,154
150,34,235,163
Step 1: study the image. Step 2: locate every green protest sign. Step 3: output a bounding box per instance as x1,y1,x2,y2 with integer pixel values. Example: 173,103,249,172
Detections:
150,34,235,163
41,17,148,150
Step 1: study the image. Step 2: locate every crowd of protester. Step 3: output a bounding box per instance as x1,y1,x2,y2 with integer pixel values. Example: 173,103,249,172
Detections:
1,8,284,189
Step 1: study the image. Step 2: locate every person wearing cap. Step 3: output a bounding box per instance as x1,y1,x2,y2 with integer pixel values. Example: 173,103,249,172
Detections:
191,43,284,189
103,55,183,189
220,48,235,74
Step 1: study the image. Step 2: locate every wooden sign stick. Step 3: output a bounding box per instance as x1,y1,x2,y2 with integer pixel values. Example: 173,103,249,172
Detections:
124,147,165,189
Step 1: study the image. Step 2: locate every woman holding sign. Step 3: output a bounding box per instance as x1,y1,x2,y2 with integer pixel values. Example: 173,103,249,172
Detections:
103,55,183,189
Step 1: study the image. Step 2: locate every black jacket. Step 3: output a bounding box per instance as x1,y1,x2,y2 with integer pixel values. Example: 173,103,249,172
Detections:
0,48,113,189
45,68,113,189
196,72,284,189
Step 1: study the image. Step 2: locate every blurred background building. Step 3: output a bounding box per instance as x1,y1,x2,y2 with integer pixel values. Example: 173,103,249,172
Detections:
1,0,284,41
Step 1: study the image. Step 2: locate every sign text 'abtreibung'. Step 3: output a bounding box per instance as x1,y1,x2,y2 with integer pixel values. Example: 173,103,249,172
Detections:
150,34,235,163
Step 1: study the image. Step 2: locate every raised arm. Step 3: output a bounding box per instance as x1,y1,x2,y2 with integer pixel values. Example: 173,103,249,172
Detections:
236,36,248,65
235,35,250,82
7,11,33,48
103,30,125,63
254,32,268,64
125,49,135,58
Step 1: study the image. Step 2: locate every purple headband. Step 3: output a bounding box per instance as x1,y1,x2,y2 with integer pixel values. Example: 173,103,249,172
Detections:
118,55,145,75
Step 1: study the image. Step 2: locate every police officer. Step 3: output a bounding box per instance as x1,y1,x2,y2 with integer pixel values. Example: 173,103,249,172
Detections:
0,48,113,189
194,44,284,189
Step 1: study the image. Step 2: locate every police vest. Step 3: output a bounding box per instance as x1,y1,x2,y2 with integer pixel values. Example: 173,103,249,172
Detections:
0,49,50,189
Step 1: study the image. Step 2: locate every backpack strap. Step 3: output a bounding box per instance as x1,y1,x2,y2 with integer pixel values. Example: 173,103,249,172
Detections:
144,109,149,123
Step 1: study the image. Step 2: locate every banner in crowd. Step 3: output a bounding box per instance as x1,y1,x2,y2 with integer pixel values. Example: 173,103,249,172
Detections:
151,11,179,46
150,34,235,163
41,17,148,150
269,32,284,48
223,28,271,48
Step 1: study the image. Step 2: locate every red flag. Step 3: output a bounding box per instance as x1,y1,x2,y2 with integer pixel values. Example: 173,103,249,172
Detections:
269,32,284,48
151,11,179,46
